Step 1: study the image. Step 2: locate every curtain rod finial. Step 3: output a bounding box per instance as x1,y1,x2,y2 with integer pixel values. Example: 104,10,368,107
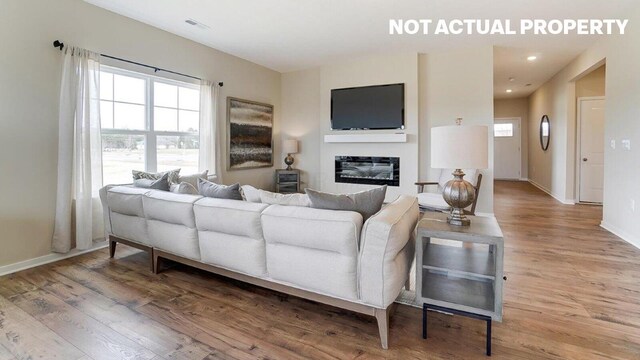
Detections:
218,82,224,87
53,40,64,50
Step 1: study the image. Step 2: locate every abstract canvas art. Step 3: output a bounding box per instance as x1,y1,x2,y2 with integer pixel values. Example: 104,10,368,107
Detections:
227,97,274,170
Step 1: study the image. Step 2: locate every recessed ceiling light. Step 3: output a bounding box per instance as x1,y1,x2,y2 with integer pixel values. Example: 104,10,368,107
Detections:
506,89,513,93
527,56,537,61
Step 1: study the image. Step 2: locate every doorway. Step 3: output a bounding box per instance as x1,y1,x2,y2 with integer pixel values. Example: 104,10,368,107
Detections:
494,118,522,180
577,97,605,204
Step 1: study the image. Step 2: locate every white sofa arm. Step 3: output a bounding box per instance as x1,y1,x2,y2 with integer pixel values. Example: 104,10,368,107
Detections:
358,195,419,308
99,183,133,235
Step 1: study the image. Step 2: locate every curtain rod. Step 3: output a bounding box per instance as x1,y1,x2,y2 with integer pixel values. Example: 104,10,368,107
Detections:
53,40,223,87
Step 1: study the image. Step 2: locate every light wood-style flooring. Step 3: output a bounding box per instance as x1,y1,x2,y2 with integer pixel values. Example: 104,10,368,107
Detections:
1,181,639,359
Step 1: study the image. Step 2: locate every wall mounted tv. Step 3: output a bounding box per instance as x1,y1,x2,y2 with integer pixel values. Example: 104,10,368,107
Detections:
330,83,404,130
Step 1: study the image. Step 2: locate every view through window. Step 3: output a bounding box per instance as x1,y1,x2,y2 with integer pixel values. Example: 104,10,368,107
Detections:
494,123,514,137
100,67,200,185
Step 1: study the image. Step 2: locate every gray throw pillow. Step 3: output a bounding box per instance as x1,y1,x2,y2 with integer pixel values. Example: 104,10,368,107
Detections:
132,168,181,185
305,186,387,220
198,178,243,200
133,172,170,191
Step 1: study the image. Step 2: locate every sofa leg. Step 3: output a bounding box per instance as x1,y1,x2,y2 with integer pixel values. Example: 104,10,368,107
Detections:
109,239,117,258
149,248,155,273
374,308,390,349
153,251,161,274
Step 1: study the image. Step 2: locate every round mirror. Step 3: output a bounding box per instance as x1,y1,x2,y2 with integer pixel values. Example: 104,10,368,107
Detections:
540,115,550,151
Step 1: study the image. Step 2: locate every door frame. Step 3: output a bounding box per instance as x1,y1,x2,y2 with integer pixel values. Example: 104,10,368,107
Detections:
494,117,522,180
575,96,606,204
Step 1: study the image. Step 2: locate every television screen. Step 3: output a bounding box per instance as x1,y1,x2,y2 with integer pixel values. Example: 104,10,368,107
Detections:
330,83,404,130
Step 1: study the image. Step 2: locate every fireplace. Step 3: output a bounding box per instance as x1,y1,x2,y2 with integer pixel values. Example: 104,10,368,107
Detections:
335,156,400,186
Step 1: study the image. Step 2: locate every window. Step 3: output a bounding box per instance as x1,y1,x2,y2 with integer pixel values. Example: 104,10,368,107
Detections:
100,67,200,185
494,123,514,137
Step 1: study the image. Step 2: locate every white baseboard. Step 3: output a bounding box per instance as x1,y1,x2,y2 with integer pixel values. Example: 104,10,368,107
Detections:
0,240,108,277
600,221,640,250
528,179,575,205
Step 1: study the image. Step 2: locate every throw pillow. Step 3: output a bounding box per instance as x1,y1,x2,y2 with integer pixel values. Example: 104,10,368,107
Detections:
171,181,199,195
240,185,262,203
132,168,181,185
198,178,243,200
259,190,311,207
178,170,208,189
133,172,170,191
305,186,387,220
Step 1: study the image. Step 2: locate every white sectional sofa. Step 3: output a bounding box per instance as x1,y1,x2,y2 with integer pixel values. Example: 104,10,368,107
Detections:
99,185,419,348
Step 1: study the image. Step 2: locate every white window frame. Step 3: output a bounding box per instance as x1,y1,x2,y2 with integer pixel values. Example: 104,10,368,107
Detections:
493,123,514,138
100,65,200,174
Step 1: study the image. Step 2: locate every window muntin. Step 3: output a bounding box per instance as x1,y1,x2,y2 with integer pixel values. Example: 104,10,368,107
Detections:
99,66,200,185
494,123,514,137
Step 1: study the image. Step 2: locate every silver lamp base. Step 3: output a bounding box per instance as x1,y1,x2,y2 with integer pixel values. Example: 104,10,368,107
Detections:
284,154,294,170
442,169,476,226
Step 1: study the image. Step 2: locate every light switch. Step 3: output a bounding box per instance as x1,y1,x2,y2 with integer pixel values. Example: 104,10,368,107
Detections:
622,139,631,150
610,139,616,149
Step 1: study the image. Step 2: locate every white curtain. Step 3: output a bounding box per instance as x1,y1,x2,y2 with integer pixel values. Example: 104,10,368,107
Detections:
199,80,223,183
52,46,103,253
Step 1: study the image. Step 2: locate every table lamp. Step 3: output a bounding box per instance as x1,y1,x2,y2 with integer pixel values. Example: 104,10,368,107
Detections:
283,139,299,170
431,124,488,226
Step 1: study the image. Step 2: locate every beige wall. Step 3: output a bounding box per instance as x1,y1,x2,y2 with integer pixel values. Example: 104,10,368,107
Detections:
280,68,321,189
0,0,281,267
576,65,606,98
494,98,529,179
525,0,640,248
419,48,495,213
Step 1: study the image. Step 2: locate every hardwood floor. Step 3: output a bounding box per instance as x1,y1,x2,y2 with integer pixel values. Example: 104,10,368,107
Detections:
1,181,639,359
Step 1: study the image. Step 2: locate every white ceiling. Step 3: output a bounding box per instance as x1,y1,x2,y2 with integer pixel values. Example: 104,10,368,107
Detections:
84,0,635,98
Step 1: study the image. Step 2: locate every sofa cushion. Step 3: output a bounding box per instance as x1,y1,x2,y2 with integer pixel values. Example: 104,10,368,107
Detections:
262,205,362,299
416,192,450,211
194,198,269,276
143,190,202,228
194,198,269,239
305,186,386,220
106,186,149,217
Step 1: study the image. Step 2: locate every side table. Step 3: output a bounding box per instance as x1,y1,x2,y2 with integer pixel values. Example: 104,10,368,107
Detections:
416,212,505,356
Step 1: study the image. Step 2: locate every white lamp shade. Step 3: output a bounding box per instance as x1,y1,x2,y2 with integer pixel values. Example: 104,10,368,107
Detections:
283,139,299,154
431,125,488,169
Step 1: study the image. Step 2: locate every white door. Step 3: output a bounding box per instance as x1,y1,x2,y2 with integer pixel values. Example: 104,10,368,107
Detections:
579,98,605,203
494,118,521,180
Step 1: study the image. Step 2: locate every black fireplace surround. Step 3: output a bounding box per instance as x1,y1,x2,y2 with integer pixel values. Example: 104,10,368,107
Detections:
335,156,400,187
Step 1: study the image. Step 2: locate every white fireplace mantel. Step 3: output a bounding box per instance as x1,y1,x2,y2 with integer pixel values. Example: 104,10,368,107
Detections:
323,133,407,143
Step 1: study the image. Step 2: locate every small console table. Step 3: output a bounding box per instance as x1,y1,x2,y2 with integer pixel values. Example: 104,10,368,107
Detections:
416,212,504,356
275,169,300,193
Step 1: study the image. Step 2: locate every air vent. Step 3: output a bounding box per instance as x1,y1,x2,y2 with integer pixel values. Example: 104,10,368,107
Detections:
185,18,210,30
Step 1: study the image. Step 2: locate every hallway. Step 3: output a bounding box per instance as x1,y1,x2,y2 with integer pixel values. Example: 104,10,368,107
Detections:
494,180,640,358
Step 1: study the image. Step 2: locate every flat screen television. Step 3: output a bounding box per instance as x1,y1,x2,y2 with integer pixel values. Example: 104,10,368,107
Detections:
330,83,404,130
